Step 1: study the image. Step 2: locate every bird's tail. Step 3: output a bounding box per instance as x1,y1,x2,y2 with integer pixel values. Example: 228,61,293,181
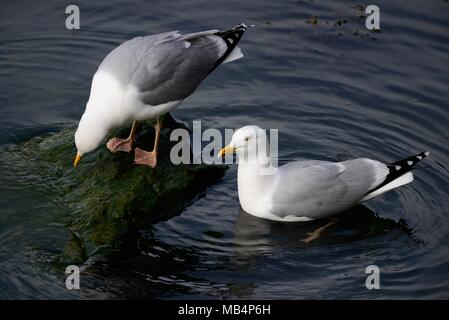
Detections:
210,23,253,71
362,151,430,201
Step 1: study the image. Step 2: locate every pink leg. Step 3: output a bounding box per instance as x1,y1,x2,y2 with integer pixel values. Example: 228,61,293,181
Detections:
106,121,138,153
134,119,161,168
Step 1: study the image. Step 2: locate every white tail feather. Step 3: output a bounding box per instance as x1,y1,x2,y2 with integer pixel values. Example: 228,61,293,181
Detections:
222,47,244,64
361,172,414,202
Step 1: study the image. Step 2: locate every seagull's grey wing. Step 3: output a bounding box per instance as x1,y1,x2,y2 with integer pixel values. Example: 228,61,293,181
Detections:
271,158,388,219
129,31,227,106
97,31,182,82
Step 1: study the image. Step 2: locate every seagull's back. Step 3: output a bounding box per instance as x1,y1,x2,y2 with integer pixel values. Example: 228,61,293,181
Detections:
96,31,183,87
86,26,247,125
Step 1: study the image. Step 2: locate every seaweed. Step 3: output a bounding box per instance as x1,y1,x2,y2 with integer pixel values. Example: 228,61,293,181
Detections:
5,117,227,263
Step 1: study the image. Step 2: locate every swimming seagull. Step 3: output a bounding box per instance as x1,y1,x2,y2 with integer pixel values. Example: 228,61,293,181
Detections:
73,23,250,168
219,126,430,240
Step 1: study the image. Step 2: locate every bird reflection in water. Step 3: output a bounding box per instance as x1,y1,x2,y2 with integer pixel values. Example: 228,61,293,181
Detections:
232,205,404,253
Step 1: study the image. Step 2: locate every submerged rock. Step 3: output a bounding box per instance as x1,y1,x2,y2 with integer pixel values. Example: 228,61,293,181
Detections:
6,116,227,263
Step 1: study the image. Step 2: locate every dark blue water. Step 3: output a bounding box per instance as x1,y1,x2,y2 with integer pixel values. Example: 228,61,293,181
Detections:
1,0,449,299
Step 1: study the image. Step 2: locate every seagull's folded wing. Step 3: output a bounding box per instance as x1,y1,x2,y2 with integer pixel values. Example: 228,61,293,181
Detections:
129,32,228,106
271,158,388,219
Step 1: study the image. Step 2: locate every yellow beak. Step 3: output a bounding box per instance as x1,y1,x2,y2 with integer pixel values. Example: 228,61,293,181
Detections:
73,152,82,167
218,145,236,158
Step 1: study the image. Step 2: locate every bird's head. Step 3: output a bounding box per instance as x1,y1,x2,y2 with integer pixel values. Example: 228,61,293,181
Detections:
73,113,108,167
218,125,270,164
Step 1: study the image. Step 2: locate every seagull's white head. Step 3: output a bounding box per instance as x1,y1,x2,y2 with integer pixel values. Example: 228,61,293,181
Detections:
218,125,270,164
73,112,108,167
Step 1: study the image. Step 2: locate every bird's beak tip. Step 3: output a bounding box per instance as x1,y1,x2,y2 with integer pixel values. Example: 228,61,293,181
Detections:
73,153,81,167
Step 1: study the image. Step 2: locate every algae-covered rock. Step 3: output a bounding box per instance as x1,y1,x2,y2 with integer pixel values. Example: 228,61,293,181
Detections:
61,231,87,265
5,116,227,263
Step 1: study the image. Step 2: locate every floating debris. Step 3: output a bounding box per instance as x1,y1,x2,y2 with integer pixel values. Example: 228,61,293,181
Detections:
335,19,348,26
353,4,365,11
306,16,318,25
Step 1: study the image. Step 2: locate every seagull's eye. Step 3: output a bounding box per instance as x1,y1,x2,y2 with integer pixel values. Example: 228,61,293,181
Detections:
244,137,250,142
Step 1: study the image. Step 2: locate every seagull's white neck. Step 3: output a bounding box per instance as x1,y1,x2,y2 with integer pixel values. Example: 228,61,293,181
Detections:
83,100,115,129
75,105,111,154
85,70,129,129
237,151,278,217
75,72,126,154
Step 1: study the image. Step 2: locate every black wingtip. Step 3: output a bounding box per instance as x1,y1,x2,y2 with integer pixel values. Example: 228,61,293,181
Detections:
385,151,430,178
210,24,250,73
364,151,430,196
216,23,253,38
390,151,431,167
234,23,255,30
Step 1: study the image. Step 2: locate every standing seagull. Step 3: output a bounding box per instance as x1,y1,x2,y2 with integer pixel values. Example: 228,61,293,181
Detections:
219,126,430,240
74,23,250,168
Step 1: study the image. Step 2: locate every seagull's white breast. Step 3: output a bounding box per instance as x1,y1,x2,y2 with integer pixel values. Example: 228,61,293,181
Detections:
237,164,278,220
86,71,181,127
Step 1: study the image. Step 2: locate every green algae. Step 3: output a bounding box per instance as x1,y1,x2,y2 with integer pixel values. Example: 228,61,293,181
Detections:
4,117,227,263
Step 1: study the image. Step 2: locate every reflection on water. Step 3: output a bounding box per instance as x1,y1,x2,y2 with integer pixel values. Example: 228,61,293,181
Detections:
1,0,449,299
71,204,403,299
233,206,401,249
